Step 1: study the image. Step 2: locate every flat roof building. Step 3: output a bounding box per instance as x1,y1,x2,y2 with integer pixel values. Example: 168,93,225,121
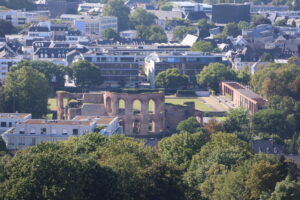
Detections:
145,52,224,88
0,113,32,135
2,119,97,150
221,81,266,113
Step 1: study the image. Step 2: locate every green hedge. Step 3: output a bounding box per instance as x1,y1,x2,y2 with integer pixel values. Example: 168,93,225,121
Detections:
176,90,196,97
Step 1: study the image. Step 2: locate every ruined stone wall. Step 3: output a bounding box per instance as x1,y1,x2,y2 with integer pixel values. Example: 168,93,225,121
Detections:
165,102,203,133
103,92,165,135
57,91,166,135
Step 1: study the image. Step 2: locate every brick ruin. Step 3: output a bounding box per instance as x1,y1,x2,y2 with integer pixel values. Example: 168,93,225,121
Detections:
57,91,203,135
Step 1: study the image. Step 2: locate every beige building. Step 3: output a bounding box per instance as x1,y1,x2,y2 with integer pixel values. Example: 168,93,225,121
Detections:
221,81,266,113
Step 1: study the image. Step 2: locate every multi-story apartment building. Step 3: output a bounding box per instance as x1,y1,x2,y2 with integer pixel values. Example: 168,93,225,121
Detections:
74,15,117,37
81,52,140,88
0,113,32,134
144,52,224,88
0,57,22,83
221,81,266,114
0,9,50,26
2,119,97,150
2,115,121,150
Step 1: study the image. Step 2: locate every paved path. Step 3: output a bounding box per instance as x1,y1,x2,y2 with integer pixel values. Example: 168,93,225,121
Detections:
198,96,230,112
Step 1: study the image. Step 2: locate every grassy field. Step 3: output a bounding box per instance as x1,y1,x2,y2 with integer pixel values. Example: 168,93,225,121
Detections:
165,98,213,112
48,98,213,112
48,98,57,111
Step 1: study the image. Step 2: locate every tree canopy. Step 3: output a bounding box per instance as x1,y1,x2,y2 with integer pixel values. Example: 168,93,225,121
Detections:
70,60,103,89
129,8,157,27
155,68,189,89
103,0,130,31
11,60,66,90
136,24,167,43
1,66,50,117
0,19,17,37
190,41,213,52
196,63,236,93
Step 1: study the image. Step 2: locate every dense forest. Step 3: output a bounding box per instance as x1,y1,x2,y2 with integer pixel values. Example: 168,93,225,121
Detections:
1,131,300,200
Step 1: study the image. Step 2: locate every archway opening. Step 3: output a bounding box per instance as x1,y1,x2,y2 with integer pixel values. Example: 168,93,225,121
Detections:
118,99,125,114
148,99,155,114
132,119,141,134
119,119,125,133
148,119,155,133
106,97,112,113
132,99,142,115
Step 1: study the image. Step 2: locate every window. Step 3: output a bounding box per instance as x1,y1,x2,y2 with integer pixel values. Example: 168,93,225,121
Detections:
19,128,25,134
41,128,46,134
1,122,6,127
30,129,35,134
9,122,12,127
31,138,36,146
73,129,79,135
19,136,25,145
62,129,68,135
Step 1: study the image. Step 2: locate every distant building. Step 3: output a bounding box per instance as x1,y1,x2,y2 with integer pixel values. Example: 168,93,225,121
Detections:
78,3,104,14
145,52,223,88
74,15,118,37
0,9,50,26
212,4,250,24
0,42,23,83
120,30,137,39
171,2,212,14
221,81,266,113
250,5,288,13
81,52,140,88
0,113,32,134
72,115,121,136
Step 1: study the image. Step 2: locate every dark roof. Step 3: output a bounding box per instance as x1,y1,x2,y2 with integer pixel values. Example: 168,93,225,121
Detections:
251,139,286,154
67,30,81,36
185,11,208,21
29,26,50,32
51,24,69,31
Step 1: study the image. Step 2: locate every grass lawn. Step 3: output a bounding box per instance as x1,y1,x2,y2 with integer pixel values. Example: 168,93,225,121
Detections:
165,98,213,112
48,98,56,111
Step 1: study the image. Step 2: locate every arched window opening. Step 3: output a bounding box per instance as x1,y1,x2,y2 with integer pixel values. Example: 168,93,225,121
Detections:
148,99,155,114
106,97,112,113
118,99,125,114
148,119,155,133
132,119,141,134
132,99,142,115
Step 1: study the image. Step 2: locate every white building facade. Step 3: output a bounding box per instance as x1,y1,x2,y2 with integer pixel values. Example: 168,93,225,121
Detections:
0,113,32,134
2,119,97,150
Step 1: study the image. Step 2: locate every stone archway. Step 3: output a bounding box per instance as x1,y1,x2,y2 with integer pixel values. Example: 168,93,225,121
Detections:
106,97,112,113
148,119,155,133
132,99,142,115
132,119,141,134
118,99,125,114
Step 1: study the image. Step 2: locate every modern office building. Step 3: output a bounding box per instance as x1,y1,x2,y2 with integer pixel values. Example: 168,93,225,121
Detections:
74,15,117,37
144,52,223,87
221,81,266,114
82,52,140,88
